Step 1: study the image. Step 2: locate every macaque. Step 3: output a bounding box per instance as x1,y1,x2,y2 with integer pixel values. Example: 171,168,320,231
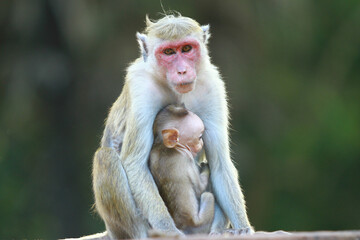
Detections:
150,105,214,234
92,14,253,239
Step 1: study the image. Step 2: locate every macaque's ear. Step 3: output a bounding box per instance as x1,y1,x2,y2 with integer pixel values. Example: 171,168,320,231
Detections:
201,25,211,44
136,32,148,62
162,128,179,148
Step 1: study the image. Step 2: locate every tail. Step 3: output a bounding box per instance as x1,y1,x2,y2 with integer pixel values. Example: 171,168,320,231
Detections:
61,231,109,240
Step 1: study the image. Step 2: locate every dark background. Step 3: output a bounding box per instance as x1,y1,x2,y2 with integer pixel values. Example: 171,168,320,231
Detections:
0,0,359,238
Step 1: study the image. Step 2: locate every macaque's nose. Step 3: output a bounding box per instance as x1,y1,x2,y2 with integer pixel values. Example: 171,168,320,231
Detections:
177,69,187,75
177,64,187,75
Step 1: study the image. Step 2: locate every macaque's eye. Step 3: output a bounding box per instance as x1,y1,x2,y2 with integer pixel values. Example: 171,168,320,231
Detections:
199,135,203,140
182,45,192,53
163,48,176,55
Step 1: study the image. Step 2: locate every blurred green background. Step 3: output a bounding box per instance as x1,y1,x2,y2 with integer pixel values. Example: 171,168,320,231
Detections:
0,0,359,238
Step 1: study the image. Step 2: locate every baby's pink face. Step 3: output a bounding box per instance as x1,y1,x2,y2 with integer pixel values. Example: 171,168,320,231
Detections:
178,112,204,155
155,38,201,94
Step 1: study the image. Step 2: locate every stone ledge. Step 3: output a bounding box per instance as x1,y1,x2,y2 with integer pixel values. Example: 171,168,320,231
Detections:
66,230,360,240
146,231,360,240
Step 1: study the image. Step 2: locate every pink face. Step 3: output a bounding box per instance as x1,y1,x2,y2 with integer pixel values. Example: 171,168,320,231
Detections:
155,38,201,94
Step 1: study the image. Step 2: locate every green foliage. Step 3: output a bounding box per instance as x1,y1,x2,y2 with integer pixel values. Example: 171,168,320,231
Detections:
0,0,359,238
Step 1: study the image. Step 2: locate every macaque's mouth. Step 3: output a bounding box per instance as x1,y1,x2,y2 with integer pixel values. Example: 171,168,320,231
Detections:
176,81,193,86
175,81,194,93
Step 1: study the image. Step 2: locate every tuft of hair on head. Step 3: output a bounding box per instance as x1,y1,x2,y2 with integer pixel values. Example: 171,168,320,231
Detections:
165,104,189,117
153,104,189,135
145,14,203,40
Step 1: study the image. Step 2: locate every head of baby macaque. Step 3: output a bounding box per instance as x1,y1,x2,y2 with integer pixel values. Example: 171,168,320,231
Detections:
155,105,205,156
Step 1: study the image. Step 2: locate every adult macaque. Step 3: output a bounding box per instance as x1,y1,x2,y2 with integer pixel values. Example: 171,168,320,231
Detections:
93,14,253,239
150,104,214,234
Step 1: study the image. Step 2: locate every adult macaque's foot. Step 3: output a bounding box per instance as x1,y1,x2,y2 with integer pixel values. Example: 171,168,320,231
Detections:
209,231,222,236
211,227,254,236
226,227,254,235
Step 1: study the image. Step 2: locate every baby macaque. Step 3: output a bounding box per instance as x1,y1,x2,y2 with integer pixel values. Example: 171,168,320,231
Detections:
149,105,215,234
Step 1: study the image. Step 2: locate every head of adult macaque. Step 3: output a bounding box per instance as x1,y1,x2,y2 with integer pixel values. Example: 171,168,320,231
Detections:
137,15,210,94
155,38,201,94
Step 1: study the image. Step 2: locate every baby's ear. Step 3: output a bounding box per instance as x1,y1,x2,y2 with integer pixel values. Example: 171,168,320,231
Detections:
161,128,179,148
